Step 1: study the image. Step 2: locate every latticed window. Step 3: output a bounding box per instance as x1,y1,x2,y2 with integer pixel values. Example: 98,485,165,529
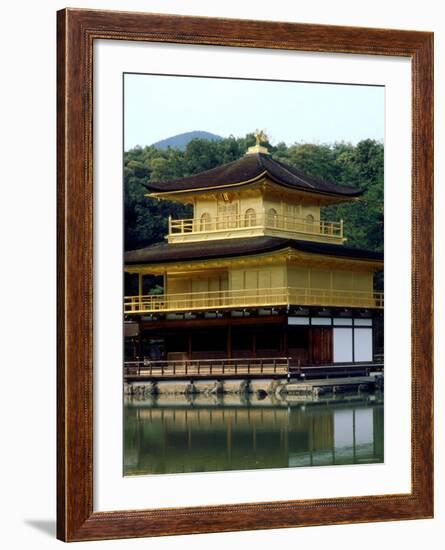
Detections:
200,212,211,231
283,204,301,230
244,208,257,227
217,201,238,228
267,208,278,227
284,204,299,217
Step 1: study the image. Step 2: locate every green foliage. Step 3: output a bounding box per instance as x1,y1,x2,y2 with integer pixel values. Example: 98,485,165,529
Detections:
320,140,384,251
124,146,191,250
124,136,383,253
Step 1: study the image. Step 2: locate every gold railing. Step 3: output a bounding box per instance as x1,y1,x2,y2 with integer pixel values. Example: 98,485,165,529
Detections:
168,213,343,241
124,287,384,314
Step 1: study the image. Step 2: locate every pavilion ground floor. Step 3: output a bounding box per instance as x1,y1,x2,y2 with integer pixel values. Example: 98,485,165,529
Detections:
124,309,383,377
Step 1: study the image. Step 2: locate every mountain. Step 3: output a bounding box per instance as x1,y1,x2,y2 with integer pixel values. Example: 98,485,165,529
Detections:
152,131,223,150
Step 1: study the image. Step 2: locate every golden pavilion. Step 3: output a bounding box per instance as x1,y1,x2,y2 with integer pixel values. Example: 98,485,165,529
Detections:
124,133,383,373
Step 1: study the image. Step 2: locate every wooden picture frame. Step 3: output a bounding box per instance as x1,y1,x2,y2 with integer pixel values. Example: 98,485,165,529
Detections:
57,8,433,542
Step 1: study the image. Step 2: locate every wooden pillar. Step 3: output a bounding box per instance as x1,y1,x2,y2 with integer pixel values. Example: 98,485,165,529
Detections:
308,326,313,365
283,320,289,357
132,338,137,361
138,272,143,296
136,321,143,361
227,325,232,359
188,333,192,360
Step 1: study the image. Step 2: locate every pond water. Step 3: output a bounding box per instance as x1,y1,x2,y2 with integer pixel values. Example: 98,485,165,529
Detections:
124,392,384,476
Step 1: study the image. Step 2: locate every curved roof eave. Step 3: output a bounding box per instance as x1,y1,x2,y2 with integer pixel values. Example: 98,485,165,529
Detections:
143,153,363,199
146,171,363,200
124,236,383,267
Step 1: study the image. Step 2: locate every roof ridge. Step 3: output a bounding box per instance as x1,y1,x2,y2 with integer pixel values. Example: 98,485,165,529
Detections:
146,155,248,188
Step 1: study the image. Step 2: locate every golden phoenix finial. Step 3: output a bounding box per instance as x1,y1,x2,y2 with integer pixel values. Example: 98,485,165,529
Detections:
246,130,270,155
254,129,267,147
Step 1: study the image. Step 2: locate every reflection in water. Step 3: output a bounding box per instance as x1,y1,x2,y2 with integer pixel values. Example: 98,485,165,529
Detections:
124,393,384,475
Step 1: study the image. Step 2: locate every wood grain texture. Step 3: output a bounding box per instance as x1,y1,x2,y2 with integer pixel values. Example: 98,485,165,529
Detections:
57,8,434,542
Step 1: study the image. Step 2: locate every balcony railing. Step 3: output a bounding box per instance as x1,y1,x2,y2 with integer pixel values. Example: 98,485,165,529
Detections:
124,358,381,380
168,213,344,243
124,357,290,378
124,286,384,314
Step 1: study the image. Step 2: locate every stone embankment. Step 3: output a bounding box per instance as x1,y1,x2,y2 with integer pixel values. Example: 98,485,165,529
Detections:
124,374,383,399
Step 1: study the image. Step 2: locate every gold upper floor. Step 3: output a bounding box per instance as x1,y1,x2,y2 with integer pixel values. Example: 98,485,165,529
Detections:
125,251,383,314
157,182,349,245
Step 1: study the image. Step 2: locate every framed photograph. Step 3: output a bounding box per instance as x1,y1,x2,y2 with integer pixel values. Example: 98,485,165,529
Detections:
57,8,433,542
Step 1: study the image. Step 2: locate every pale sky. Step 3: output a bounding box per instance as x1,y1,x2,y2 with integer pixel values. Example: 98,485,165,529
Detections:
124,73,384,151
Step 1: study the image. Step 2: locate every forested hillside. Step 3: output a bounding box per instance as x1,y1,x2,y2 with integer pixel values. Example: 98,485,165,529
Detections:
124,133,383,253
152,130,222,150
